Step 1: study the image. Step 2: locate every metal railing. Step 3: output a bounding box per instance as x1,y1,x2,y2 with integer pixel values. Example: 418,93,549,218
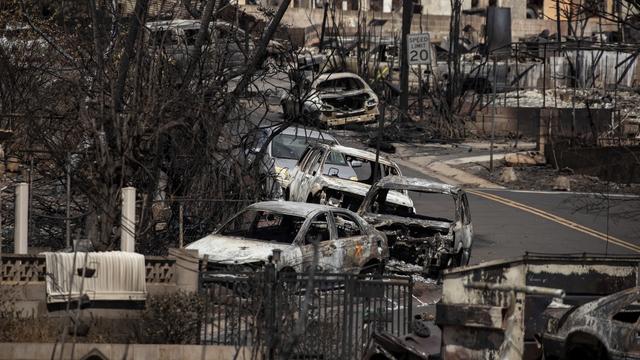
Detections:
198,266,414,359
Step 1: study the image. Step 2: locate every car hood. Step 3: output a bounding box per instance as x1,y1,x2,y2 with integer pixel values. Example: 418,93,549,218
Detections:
186,234,294,264
318,176,413,207
318,89,372,99
273,158,298,171
362,212,453,232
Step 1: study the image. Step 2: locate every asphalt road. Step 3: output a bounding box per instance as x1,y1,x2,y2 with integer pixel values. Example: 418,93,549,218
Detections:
255,108,640,265
399,165,640,265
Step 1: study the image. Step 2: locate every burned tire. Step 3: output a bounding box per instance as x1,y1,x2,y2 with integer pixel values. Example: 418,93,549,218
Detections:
359,261,385,277
566,345,607,360
565,333,608,360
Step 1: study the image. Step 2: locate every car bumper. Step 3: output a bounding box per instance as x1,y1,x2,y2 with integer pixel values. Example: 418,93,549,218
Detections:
321,109,378,127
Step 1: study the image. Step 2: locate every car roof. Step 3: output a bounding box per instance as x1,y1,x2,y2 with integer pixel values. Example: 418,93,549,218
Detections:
247,201,346,218
315,72,366,83
146,20,240,32
373,175,461,194
310,143,395,166
278,126,337,143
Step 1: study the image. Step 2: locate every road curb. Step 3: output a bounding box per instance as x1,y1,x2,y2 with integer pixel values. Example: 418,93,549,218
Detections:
393,156,505,189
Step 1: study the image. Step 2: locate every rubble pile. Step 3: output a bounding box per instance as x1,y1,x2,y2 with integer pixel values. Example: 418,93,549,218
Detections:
491,88,640,117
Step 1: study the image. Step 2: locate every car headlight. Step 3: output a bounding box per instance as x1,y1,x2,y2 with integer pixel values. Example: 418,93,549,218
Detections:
366,98,377,107
320,103,335,112
274,166,290,181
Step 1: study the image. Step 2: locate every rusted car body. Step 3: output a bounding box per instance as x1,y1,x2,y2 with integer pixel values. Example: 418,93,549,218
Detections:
358,176,473,272
185,201,388,273
541,287,640,360
436,254,640,360
281,72,379,127
286,143,412,211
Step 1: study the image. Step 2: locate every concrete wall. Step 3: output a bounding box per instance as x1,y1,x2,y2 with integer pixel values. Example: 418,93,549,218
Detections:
245,5,617,44
1,248,200,318
469,107,541,138
548,145,640,183
467,106,614,144
0,343,257,360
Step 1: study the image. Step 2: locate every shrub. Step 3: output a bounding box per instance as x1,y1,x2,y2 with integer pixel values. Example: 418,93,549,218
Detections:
136,290,205,344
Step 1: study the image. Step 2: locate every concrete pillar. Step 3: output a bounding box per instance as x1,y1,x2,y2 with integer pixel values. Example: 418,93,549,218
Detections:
169,248,200,292
121,187,136,252
14,183,28,254
383,0,392,12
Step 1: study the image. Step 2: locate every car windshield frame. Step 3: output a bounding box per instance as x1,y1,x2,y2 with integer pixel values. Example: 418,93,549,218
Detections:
316,77,365,92
217,209,306,244
271,133,335,160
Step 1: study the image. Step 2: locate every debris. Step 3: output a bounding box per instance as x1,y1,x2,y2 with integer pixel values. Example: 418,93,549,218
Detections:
559,167,574,175
553,176,571,191
437,254,640,359
540,287,640,359
504,151,546,166
499,167,518,182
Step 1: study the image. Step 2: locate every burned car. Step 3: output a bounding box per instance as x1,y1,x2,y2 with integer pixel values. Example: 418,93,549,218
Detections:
281,72,379,127
246,125,349,199
286,143,412,212
186,201,388,273
358,176,472,272
541,287,640,360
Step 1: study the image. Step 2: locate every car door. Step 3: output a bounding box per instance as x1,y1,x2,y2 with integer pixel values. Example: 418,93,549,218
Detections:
459,193,473,250
288,148,315,201
330,210,370,273
297,149,327,202
299,211,343,272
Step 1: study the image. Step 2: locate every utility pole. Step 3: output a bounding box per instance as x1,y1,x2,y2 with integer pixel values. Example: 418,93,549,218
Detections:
400,0,413,120
555,0,562,43
319,1,329,52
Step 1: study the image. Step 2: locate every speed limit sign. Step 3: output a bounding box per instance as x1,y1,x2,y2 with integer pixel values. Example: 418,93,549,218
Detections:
407,33,431,65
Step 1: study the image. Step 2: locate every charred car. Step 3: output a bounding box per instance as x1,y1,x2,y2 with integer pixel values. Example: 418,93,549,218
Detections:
541,287,640,360
286,143,412,212
245,125,349,199
186,201,388,273
281,72,379,127
358,176,472,272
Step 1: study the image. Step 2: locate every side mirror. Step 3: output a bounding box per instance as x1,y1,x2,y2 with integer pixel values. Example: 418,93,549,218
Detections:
350,160,363,168
328,167,339,177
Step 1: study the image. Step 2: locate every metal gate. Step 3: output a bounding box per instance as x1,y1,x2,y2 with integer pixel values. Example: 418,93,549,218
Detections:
198,266,414,359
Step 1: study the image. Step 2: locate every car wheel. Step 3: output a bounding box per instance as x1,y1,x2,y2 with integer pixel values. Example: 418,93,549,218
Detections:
567,345,606,360
565,334,608,360
278,267,300,293
359,261,384,279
